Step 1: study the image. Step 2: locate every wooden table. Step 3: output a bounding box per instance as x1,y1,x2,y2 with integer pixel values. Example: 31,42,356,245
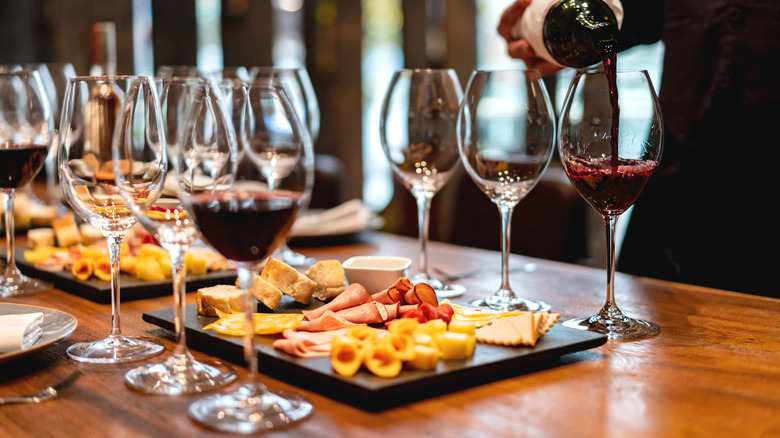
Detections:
1,232,778,437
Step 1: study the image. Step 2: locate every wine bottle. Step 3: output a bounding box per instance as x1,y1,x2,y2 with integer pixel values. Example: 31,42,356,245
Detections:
89,22,117,76
511,0,623,68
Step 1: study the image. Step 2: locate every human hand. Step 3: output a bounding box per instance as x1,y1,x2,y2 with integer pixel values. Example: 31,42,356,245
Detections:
497,0,564,77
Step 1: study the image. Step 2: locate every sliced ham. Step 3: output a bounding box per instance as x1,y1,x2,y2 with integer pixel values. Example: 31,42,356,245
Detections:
333,302,402,325
272,328,353,358
272,338,331,358
303,283,372,321
296,310,365,332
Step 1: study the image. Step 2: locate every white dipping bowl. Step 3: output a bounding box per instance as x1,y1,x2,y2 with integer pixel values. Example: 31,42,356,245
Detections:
342,256,412,294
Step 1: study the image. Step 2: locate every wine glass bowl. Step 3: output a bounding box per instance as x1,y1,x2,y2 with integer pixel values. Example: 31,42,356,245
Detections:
117,77,237,394
457,69,555,311
380,68,465,298
0,70,54,297
58,75,166,362
558,68,662,340
182,79,313,432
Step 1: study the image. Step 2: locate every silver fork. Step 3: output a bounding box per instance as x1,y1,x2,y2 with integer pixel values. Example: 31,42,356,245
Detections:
0,370,82,405
433,263,537,282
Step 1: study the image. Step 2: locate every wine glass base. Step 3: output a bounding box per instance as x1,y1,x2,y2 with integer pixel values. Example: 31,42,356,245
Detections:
189,385,314,433
67,335,165,364
276,245,313,268
434,283,466,299
125,353,237,395
0,269,51,297
410,273,466,299
562,314,660,340
471,295,551,312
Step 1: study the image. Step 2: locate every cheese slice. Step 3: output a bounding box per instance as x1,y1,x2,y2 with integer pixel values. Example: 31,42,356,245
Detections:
474,312,561,347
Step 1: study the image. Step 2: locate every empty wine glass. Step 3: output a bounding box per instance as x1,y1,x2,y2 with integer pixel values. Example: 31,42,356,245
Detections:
59,76,165,362
0,70,54,297
43,63,77,213
457,69,555,311
117,77,237,393
558,69,662,340
380,68,465,298
184,79,313,432
253,67,320,267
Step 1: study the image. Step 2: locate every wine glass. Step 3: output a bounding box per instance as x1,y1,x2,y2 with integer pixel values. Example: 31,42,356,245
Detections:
456,69,555,311
379,68,465,298
558,69,662,340
43,63,77,212
58,76,165,362
183,79,314,432
117,77,237,394
0,71,54,297
252,67,320,267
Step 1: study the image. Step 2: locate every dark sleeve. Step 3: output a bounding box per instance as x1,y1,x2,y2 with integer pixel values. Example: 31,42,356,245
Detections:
617,0,665,51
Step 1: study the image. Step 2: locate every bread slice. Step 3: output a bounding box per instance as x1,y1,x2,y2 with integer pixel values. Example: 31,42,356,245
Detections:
196,284,243,316
52,212,82,247
27,228,56,248
239,274,283,310
260,257,316,305
79,223,104,245
305,259,346,301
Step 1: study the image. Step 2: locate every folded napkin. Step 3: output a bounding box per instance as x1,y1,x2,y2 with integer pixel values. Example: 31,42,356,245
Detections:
292,199,383,237
0,312,44,353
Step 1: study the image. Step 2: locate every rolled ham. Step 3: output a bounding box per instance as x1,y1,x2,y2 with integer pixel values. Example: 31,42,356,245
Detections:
371,277,413,304
303,283,372,321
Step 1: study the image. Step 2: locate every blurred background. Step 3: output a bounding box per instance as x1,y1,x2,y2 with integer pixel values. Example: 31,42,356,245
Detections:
0,0,663,267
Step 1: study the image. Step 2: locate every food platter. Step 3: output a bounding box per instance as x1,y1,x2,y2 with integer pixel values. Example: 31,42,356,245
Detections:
0,303,77,364
13,248,237,303
143,299,607,410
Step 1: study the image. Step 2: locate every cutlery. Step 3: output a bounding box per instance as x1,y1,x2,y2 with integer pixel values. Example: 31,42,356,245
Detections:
0,370,82,405
433,263,537,282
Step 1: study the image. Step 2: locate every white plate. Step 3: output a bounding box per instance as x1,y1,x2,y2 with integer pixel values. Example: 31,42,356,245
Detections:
0,303,77,364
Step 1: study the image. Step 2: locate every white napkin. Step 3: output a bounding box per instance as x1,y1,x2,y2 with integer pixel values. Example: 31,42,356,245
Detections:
291,199,383,237
0,312,44,353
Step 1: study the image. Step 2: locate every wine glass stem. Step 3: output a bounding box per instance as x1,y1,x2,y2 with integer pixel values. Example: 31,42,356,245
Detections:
602,214,619,312
498,203,515,297
237,266,260,384
415,193,433,277
3,190,17,272
170,246,189,356
105,233,125,338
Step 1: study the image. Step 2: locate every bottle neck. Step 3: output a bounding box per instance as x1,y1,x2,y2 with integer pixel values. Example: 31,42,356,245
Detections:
90,22,117,76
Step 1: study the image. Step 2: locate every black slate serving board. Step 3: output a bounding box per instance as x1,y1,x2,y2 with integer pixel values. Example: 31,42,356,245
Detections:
143,302,607,410
13,248,237,303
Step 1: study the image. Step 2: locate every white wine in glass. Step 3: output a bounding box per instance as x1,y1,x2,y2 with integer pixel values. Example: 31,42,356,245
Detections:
117,77,237,393
59,76,165,363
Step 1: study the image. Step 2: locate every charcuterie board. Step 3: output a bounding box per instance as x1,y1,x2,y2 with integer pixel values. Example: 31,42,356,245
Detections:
143,301,607,410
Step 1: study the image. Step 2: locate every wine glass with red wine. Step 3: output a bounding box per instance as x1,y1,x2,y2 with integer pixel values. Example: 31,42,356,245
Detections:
456,69,555,311
380,69,466,299
558,69,663,340
0,71,54,297
183,79,314,433
116,77,237,394
59,76,165,362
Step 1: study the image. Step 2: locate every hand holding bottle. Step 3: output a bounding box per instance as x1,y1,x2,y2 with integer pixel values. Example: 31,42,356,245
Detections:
498,0,623,75
498,0,564,76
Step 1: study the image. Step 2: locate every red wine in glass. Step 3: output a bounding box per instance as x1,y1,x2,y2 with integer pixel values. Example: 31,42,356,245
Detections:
188,192,300,263
0,143,48,189
565,156,658,215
